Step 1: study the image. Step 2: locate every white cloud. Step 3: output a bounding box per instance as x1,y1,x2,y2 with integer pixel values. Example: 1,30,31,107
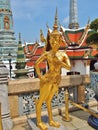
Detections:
63,16,69,24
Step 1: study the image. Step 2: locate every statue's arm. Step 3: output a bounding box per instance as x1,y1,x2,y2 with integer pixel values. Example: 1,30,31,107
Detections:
61,54,71,70
35,52,47,78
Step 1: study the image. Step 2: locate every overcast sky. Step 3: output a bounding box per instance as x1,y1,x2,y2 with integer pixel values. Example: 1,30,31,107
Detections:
11,0,98,43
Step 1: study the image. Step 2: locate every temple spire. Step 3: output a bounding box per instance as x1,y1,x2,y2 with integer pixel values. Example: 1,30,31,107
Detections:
19,32,21,42
53,8,58,30
0,0,17,64
0,0,11,10
69,0,79,29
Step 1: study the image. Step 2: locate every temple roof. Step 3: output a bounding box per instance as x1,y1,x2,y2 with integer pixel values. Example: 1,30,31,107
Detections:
60,24,91,47
24,25,97,68
25,45,45,68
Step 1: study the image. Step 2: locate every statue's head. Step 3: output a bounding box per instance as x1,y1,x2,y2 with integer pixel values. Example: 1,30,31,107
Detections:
45,8,64,52
49,29,62,52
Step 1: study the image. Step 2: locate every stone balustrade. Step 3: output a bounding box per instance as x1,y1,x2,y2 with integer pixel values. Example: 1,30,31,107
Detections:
8,75,90,118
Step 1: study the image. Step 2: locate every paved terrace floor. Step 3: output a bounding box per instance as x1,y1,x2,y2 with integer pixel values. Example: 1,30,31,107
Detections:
12,105,97,130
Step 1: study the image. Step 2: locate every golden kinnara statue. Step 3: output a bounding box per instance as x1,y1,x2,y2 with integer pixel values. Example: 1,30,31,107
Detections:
35,9,71,130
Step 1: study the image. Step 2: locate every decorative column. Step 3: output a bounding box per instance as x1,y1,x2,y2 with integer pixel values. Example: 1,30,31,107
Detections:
77,60,91,103
0,60,13,130
77,84,85,103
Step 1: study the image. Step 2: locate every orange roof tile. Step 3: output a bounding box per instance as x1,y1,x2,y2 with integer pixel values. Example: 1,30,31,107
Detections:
67,32,83,43
64,29,85,45
66,50,84,57
34,47,44,55
92,50,98,56
24,44,35,52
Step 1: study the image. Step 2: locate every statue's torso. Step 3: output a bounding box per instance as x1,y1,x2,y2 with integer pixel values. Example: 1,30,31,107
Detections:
43,51,66,84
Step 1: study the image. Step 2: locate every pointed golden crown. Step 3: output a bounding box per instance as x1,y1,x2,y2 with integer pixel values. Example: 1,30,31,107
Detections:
50,8,61,36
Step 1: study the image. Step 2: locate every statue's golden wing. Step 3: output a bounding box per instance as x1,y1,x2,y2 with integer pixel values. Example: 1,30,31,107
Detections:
40,29,46,43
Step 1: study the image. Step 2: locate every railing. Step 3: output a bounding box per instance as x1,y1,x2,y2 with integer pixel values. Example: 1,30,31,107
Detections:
85,71,98,100
18,87,78,115
8,75,90,117
89,71,98,92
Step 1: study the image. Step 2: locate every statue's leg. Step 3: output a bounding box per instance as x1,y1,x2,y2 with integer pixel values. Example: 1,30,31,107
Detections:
36,82,52,130
46,84,60,128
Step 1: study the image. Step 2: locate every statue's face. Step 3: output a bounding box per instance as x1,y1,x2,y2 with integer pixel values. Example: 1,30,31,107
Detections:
49,35,60,51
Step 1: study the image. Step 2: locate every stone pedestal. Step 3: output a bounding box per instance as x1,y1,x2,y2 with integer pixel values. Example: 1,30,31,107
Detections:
0,60,13,130
27,116,67,130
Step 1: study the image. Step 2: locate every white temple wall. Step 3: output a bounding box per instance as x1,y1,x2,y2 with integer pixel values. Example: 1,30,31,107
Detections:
61,68,69,75
71,60,86,75
61,60,87,75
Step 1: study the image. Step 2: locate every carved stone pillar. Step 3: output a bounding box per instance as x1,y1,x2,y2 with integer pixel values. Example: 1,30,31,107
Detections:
0,60,13,130
77,84,85,103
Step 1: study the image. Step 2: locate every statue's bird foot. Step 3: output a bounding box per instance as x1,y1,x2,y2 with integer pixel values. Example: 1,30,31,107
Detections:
49,120,60,128
37,122,48,130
